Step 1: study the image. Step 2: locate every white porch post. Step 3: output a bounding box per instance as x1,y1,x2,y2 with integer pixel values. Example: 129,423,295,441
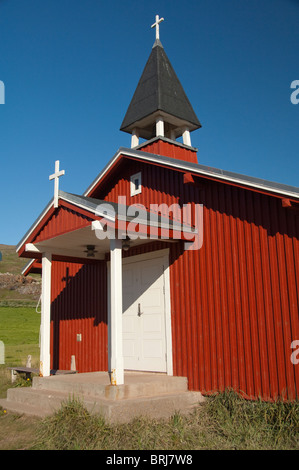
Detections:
40,252,52,377
109,238,124,385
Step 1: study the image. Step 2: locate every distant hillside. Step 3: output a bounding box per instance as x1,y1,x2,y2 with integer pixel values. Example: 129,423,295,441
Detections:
0,245,41,307
0,245,29,275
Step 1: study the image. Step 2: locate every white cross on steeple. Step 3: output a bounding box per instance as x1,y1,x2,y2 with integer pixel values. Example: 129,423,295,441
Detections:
49,160,65,208
151,14,164,41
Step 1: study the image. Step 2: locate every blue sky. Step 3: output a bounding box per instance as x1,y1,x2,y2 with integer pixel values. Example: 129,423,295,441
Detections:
0,0,298,245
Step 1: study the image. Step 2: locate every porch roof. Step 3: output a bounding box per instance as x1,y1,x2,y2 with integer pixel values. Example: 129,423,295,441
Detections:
17,189,195,271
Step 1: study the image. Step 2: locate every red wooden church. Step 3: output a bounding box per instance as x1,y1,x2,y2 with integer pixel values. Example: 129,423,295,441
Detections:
17,17,299,401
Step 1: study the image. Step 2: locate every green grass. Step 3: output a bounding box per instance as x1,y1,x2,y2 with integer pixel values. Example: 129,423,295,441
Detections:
203,389,299,450
0,293,38,308
0,307,40,369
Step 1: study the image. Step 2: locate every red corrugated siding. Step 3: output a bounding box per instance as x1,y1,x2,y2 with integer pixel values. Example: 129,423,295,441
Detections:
50,261,108,373
139,140,198,164
35,206,93,243
93,156,299,400
168,184,299,401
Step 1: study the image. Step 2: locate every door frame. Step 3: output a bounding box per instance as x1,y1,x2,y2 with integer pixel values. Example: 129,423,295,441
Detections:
107,248,173,376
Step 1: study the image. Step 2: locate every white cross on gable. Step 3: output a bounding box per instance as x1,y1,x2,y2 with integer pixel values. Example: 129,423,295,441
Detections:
49,160,65,208
151,14,164,41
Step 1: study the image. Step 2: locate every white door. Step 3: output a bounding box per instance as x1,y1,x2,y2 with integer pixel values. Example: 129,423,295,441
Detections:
122,256,167,372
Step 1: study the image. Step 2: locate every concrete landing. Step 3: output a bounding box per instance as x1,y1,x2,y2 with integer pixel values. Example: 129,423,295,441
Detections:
0,372,204,423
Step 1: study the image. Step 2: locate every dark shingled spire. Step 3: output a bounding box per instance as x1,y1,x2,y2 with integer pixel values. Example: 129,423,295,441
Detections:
120,39,201,138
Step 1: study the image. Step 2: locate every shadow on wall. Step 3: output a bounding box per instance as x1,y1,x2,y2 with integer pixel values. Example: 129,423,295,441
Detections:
51,261,108,371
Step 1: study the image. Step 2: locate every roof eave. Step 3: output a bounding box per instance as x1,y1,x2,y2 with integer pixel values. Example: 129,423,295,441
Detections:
84,147,299,201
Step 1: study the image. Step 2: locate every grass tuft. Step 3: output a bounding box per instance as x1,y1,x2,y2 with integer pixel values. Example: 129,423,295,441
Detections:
32,389,299,450
34,397,108,450
204,388,299,449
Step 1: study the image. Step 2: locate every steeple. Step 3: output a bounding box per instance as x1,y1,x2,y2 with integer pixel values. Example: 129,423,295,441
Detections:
120,15,201,149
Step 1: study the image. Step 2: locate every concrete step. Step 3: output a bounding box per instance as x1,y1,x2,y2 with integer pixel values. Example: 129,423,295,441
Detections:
0,387,204,423
0,373,205,423
6,387,69,411
98,391,204,423
0,397,49,418
32,372,189,400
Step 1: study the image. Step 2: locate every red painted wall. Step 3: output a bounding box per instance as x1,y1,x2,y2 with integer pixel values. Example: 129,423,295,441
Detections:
50,260,108,373
169,185,299,401
35,205,93,244
92,153,299,400
138,139,198,164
